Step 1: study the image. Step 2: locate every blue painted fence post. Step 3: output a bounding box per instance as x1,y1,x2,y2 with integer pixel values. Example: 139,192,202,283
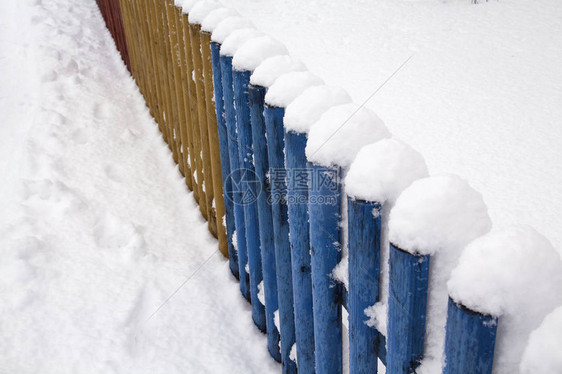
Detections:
219,53,250,301
264,105,297,373
210,41,238,279
444,298,498,374
308,162,342,374
347,198,383,374
285,130,315,373
249,83,282,361
387,244,430,373
233,69,266,332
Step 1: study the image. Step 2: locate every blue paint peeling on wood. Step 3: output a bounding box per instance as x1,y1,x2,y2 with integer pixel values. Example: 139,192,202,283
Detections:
348,198,383,374
249,83,281,361
308,162,342,374
387,244,430,374
285,130,315,373
219,55,250,302
233,69,266,332
444,298,498,374
210,42,238,279
264,105,297,374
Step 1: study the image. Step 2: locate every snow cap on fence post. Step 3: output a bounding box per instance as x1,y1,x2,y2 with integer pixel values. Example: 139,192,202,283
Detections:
232,36,288,72
201,8,239,33
389,174,491,255
345,138,428,205
306,104,390,374
250,55,306,88
387,174,491,373
521,305,562,374
211,16,254,44
305,103,391,170
284,85,352,135
345,139,428,329
174,0,185,7
333,138,427,294
220,28,264,57
282,85,351,372
181,0,198,14
264,71,324,108
447,226,562,374
262,69,323,374
187,1,220,24
344,139,428,373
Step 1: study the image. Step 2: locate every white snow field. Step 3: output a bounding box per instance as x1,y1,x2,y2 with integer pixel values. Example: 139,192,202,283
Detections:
224,0,562,257
2,0,562,373
0,0,277,372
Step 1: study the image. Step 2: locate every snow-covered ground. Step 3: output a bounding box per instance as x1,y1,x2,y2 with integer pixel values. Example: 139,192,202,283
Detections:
224,0,562,256
2,0,562,372
0,0,277,372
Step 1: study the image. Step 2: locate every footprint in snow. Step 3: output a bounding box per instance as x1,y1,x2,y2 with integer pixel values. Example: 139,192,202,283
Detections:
93,102,112,120
40,70,58,83
22,179,87,218
60,58,79,76
71,127,88,144
93,212,147,261
16,235,47,261
104,164,124,183
120,128,141,142
0,237,41,311
22,179,54,200
36,109,66,127
30,15,45,25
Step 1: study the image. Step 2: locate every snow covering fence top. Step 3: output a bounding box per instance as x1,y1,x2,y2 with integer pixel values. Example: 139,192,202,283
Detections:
387,175,492,373
99,1,562,373
447,226,562,374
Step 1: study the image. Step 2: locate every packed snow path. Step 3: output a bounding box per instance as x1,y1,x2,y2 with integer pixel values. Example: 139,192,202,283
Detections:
0,0,277,372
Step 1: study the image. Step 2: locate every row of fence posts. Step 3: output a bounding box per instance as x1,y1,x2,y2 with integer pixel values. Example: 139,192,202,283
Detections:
100,1,499,373
115,0,231,262
97,0,130,72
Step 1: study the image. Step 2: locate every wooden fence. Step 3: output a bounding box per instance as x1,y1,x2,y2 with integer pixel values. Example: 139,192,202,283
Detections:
98,1,499,373
97,0,130,72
